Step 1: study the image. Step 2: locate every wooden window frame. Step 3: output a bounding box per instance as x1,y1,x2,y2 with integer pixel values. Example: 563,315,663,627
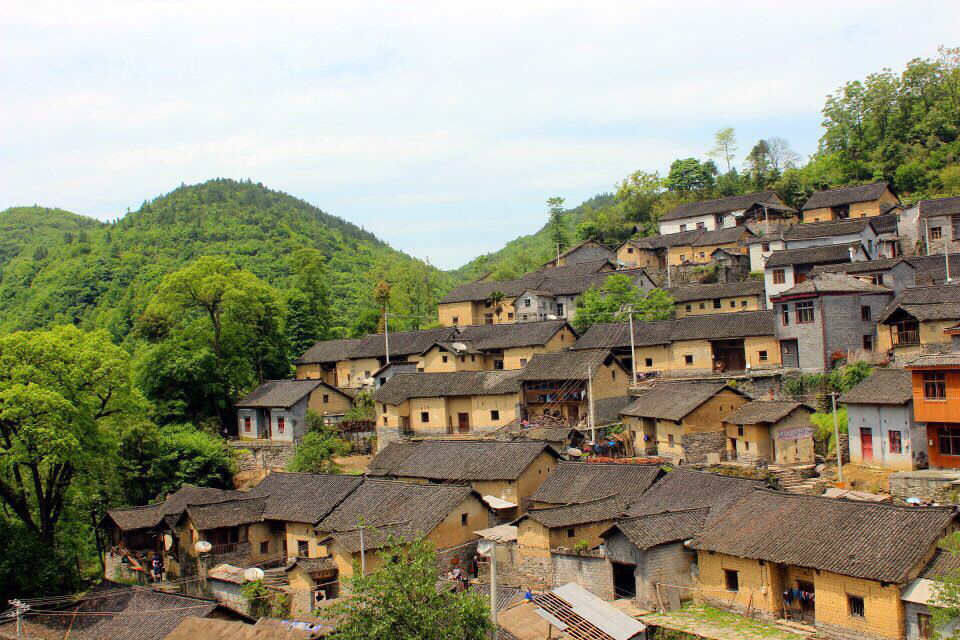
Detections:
924,371,947,400
772,269,786,285
796,301,815,324
889,430,902,454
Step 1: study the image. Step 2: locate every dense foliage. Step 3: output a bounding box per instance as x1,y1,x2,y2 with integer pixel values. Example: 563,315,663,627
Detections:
572,274,675,333
287,411,351,474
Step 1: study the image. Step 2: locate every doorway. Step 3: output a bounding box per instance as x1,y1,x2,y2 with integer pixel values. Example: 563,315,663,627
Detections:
457,413,470,433
780,340,799,368
711,339,746,372
729,438,738,461
796,580,815,623
861,428,874,462
612,562,636,600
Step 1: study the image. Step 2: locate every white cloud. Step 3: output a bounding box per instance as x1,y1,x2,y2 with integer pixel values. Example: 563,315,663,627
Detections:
1,0,958,267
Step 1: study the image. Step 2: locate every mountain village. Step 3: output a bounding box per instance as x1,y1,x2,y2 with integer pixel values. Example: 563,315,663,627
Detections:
10,186,959,640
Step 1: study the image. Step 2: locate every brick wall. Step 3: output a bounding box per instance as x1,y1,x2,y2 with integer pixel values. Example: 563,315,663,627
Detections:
551,550,613,601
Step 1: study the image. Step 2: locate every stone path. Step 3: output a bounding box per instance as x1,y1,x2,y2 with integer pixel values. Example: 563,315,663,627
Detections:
641,604,813,640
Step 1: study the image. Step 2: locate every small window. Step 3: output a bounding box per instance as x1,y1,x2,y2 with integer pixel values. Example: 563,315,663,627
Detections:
781,304,790,326
491,410,500,421
452,316,459,324
685,355,694,365
772,269,786,284
323,394,329,404
737,426,744,436
244,416,251,432
417,367,425,372
931,227,943,240
745,441,750,451
459,356,465,362
924,371,947,400
863,334,873,350
729,300,736,308
298,540,309,557
889,430,902,454
725,569,739,592
260,541,269,554
508,313,514,320
277,417,285,433
645,358,653,367
740,300,747,307
494,360,504,370
668,434,675,446
611,370,616,380
627,247,634,254
696,222,705,229
758,350,768,362
471,355,476,362
861,306,871,321
520,359,527,367
442,355,448,363
524,299,531,307
699,303,706,310
461,513,468,526
420,411,429,423
382,404,387,412
848,595,865,618
796,301,815,323
567,528,576,538
680,224,687,231
383,416,388,425
364,371,370,377
713,299,722,309
685,305,692,312
699,252,705,259
762,242,770,252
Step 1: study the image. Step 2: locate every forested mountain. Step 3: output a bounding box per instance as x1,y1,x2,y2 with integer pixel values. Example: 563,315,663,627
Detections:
0,179,451,341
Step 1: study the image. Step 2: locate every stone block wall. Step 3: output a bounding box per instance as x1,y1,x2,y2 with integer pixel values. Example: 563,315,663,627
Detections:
230,441,296,472
681,431,728,465
551,550,613,601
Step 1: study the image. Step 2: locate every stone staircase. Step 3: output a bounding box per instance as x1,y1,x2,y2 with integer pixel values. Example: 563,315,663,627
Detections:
261,566,289,588
771,466,820,495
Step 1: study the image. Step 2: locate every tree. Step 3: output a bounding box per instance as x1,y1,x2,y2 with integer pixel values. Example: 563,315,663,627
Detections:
328,535,492,640
707,127,738,173
0,325,145,545
744,140,774,190
765,137,802,172
615,170,662,231
287,411,350,473
572,275,674,333
546,196,569,253
487,291,505,323
373,279,391,333
664,158,716,195
287,248,333,355
931,532,960,636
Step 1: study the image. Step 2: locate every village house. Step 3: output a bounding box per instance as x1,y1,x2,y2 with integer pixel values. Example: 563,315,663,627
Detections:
293,337,364,387
656,191,783,235
541,238,615,268
764,242,869,304
529,461,664,509
809,257,918,294
877,285,960,361
907,195,960,255
783,217,884,257
371,370,523,446
366,440,560,515
691,489,956,640
841,368,927,471
626,468,766,518
619,381,751,464
517,350,630,426
721,400,816,465
901,548,960,640
771,273,893,371
666,226,755,267
615,237,663,268
515,494,625,560
670,280,766,317
908,252,960,286
314,480,493,579
799,181,900,223
236,379,354,441
906,330,960,470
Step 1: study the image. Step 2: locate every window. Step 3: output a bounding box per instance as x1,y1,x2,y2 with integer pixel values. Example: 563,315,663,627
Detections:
759,350,768,362
699,252,705,259
931,227,943,240
494,360,504,370
848,595,865,618
772,269,786,284
471,355,476,362
524,299,531,307
938,427,960,456
491,410,500,421
519,359,527,367
260,541,269,554
668,434,674,446
781,304,790,326
745,441,750,451
869,274,884,286
685,304,692,312
298,540,309,557
713,299,722,309
696,222,705,229
741,300,747,307
729,300,736,308
680,254,687,262
680,224,687,231
924,371,947,399
611,370,616,380
699,303,706,310
567,528,576,538
277,417,285,433
645,358,653,367
244,416,251,432
442,355,448,363
452,316,459,325
684,355,694,365
420,411,429,423
724,570,739,592
461,513,468,526
889,430,902,454
323,394,329,404
762,242,770,252
484,314,493,324
383,416,388,425
627,247,634,254
382,404,387,412
737,426,744,436
867,239,873,253
459,356,465,362
796,301,815,323
860,305,871,321
508,313,514,320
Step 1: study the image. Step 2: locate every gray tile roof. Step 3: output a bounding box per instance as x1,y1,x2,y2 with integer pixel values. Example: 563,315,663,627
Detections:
522,494,624,529
721,401,812,425
440,268,650,304
921,548,960,579
809,257,910,277
878,285,960,323
630,229,707,250
246,472,365,524
659,191,779,221
351,327,456,359
840,368,914,405
782,217,872,240
367,440,558,481
917,195,960,219
800,181,893,211
529,461,663,506
691,489,955,584
518,350,625,381
185,496,268,531
236,379,326,409
691,226,753,247
669,280,765,303
104,486,243,532
626,469,767,518
294,337,363,365
456,320,572,350
372,370,523,405
593,395,635,427
764,242,861,268
772,272,892,298
604,508,710,551
906,351,960,368
619,381,734,422
907,254,960,284
571,310,776,350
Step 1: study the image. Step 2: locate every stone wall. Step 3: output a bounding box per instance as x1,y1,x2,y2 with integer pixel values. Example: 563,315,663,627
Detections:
681,431,728,465
230,441,296,473
551,550,614,601
889,471,960,503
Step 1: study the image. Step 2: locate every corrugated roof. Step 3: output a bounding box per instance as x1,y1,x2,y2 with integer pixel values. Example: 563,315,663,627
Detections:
917,195,960,219
236,379,326,409
840,368,913,405
721,400,812,425
604,508,709,551
619,381,733,421
626,469,766,518
246,472,364,524
772,272,892,298
522,494,624,529
764,242,861,268
801,182,892,211
659,192,779,221
669,281,765,303
529,461,663,506
367,440,557,481
691,489,955,583
372,370,522,405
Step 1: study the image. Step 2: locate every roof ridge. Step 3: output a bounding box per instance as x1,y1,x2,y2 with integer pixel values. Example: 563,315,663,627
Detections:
617,506,711,521
529,493,621,512
753,486,956,512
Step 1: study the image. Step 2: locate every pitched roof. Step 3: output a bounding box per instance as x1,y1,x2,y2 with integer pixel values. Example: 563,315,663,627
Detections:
518,350,625,381
184,496,268,531
546,239,615,264
721,400,812,425
367,440,558,481
104,486,243,532
917,195,960,219
907,254,960,285
593,395,635,427
456,320,572,350
246,472,364,524
294,337,364,365
522,494,624,529
571,319,673,349
351,327,455,359
659,192,779,222
236,379,327,409
669,280,765,303
782,217,873,240
690,226,752,247
801,181,893,211
440,268,649,304
840,368,914,405
542,269,652,297
921,548,960,580
809,257,910,277
619,381,734,421
604,508,710,550
625,469,766,518
372,370,522,405
691,489,955,583
529,462,663,506
878,285,960,323
630,229,708,250
764,242,861,268
163,618,317,640
906,350,960,368
572,310,776,350
530,259,617,278
772,272,892,298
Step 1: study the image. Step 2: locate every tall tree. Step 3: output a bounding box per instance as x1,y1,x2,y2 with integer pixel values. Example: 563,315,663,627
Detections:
765,137,802,172
615,170,662,231
664,158,716,195
744,140,774,189
288,248,333,352
707,127,738,172
546,196,569,254
487,291,506,323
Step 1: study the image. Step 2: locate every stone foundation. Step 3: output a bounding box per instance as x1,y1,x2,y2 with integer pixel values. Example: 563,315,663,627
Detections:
814,620,896,640
230,441,295,472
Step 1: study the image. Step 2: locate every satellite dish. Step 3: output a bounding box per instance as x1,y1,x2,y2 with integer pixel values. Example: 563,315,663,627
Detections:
194,540,212,553
451,342,467,352
244,567,265,582
546,315,558,320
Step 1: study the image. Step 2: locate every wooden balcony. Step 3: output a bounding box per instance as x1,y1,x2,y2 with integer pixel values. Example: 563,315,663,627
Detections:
893,330,920,346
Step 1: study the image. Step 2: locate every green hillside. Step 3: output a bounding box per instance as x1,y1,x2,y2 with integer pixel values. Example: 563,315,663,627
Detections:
0,179,451,340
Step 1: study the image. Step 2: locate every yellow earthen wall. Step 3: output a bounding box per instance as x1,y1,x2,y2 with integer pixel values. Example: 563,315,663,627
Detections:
307,388,352,417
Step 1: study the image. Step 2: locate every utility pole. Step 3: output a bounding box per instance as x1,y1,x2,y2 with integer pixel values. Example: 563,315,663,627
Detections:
946,239,952,284
8,600,28,638
926,219,931,257
831,393,844,484
625,304,637,386
490,541,498,636
587,365,596,443
556,243,562,265
359,521,366,575
384,311,390,365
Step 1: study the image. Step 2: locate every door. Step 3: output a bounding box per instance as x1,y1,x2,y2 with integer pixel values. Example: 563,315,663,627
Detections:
918,612,933,639
457,413,470,433
861,428,874,461
796,580,815,622
780,340,799,368
611,562,636,599
729,438,738,461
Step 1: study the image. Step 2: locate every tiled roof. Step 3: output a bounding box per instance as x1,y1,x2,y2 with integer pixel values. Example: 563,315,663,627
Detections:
691,226,752,247
207,563,246,584
917,195,960,219
620,381,733,421
772,272,892,298
871,213,900,234
440,268,649,304
542,269,652,296
529,461,663,506
669,281,765,303
570,319,673,349
630,229,707,250
721,400,812,425
351,327,456,359
184,496,268,531
546,239,615,264
907,350,960,368
921,548,960,579
605,508,710,550
840,368,913,405
691,489,955,583
163,618,314,640
782,217,872,240
236,379,325,409
764,242,861,268
104,486,243,532
456,320,572,350
659,192,779,221
439,275,545,304
529,259,617,278
809,257,910,277
518,350,625,381
907,254,960,285
367,440,558,481
284,556,338,574
246,472,364,524
878,285,960,323
294,337,363,365
522,494,624,529
801,181,892,211
593,395,634,426
626,469,766,518
572,310,776,350
372,370,522,405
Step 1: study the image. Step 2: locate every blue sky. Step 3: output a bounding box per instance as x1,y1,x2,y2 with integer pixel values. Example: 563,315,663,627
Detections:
2,1,958,269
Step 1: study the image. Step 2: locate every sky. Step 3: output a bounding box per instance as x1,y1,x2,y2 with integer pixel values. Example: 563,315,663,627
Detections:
1,2,958,269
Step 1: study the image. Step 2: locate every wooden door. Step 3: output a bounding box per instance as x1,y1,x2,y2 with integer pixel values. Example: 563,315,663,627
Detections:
780,340,799,368
861,428,874,461
457,413,470,433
